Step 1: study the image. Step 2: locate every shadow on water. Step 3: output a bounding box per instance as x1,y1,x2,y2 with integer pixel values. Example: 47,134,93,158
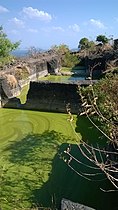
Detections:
31,144,118,210
3,129,118,210
75,115,107,146
5,130,62,164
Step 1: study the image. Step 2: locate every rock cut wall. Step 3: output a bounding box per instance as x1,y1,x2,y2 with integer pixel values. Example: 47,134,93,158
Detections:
23,81,81,114
3,81,81,114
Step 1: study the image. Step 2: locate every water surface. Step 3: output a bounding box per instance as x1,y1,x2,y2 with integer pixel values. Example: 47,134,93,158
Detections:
39,75,85,83
0,108,117,209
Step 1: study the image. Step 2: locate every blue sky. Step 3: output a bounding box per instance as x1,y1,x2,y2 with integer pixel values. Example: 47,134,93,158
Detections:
0,0,118,50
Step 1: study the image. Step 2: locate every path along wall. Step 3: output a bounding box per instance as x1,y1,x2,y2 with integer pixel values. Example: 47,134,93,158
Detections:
3,81,82,114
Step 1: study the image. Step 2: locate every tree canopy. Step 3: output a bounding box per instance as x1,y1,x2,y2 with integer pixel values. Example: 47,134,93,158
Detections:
0,26,20,67
78,38,89,49
78,35,110,51
51,44,69,55
78,37,95,51
96,35,109,45
51,44,79,68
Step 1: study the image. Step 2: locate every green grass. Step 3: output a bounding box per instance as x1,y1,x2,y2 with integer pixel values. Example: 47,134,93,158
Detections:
17,84,29,104
60,67,72,72
0,109,116,210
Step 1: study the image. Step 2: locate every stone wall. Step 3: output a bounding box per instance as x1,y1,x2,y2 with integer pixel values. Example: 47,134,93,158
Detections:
0,68,48,101
25,56,60,76
4,81,82,114
23,81,81,114
79,47,118,79
0,52,61,100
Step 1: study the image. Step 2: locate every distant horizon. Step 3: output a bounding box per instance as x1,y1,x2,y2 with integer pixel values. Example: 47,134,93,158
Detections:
12,46,79,52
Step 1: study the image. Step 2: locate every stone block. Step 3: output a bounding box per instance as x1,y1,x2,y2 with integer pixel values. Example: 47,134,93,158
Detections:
61,198,95,210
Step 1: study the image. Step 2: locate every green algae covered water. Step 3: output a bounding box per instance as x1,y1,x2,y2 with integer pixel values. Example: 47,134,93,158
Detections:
0,108,77,144
39,75,85,83
0,108,117,210
0,108,78,209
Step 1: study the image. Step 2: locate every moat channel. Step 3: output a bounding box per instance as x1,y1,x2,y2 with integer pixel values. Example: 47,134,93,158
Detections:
0,75,117,209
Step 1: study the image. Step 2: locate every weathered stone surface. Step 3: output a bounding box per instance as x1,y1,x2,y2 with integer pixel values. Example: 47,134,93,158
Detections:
3,97,21,108
1,75,21,98
78,47,118,79
0,50,61,100
2,80,97,111
23,81,81,114
61,198,95,210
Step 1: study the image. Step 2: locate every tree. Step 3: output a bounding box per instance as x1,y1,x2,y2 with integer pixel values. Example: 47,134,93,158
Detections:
79,71,118,189
96,35,109,45
51,44,79,68
65,68,118,190
61,51,79,68
78,38,90,49
87,41,95,49
0,26,20,67
51,44,69,55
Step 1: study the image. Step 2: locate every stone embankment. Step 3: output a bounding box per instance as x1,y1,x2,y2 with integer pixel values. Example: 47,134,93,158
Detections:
1,79,98,112
4,81,82,114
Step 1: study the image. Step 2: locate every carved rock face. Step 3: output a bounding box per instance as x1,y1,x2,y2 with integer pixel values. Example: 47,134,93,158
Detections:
3,74,18,88
1,74,20,98
61,198,95,210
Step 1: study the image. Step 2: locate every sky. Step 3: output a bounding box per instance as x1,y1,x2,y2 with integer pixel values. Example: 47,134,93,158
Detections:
0,0,118,50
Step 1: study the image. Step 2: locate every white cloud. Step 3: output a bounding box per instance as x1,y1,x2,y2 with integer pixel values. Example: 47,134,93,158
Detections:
52,26,64,32
28,28,38,33
0,5,9,13
22,7,52,21
69,24,80,32
90,19,105,29
10,17,25,28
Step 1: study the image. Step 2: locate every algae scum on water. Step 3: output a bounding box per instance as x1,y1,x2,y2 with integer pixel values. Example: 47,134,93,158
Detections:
0,108,78,209
0,109,117,210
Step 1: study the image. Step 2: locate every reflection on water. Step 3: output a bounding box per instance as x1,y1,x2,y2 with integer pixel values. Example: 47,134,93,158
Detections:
69,75,85,81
